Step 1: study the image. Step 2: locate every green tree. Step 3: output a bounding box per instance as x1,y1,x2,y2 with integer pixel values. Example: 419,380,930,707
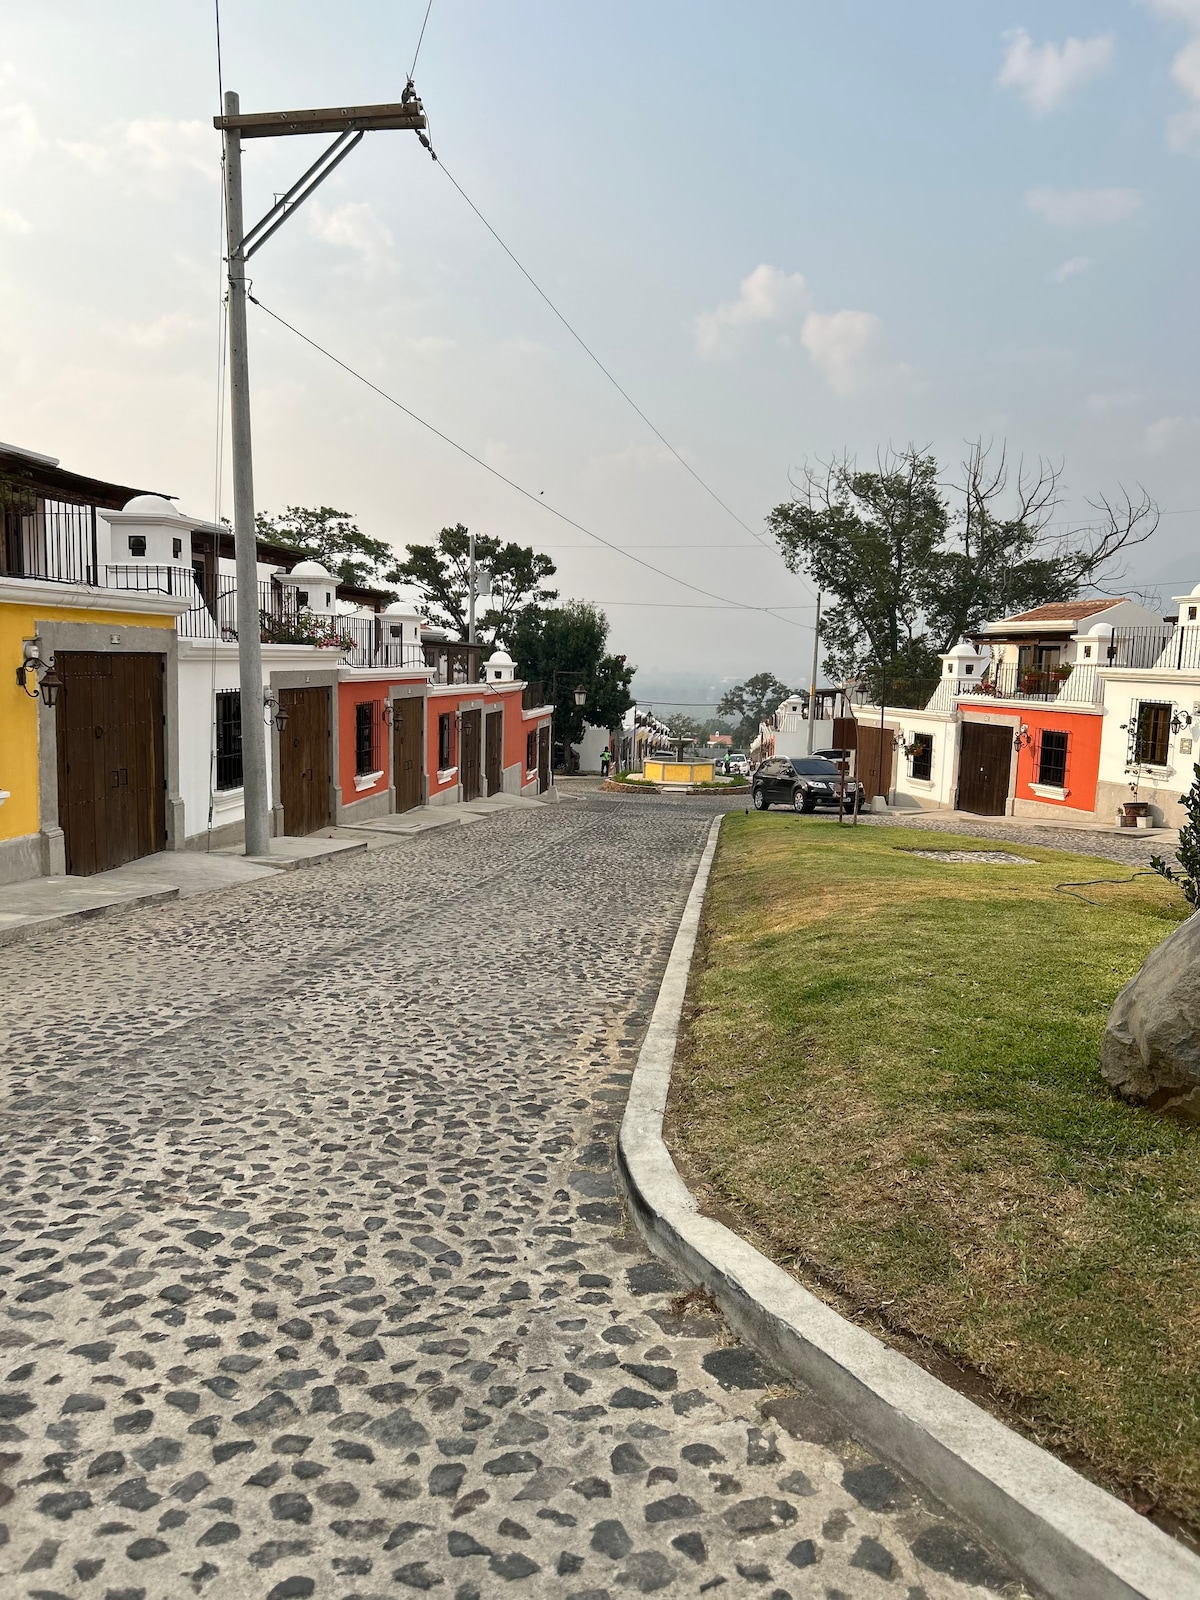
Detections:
255,506,400,592
666,714,705,749
509,601,634,750
1152,762,1200,907
392,524,557,646
767,442,1158,693
717,672,796,748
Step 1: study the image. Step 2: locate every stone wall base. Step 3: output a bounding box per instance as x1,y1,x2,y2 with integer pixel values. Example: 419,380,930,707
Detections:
1095,778,1189,830
0,832,44,886
184,817,245,853
339,788,393,825
1011,797,1098,823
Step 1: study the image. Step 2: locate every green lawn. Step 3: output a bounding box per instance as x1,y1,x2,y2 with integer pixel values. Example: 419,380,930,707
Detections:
670,814,1200,1526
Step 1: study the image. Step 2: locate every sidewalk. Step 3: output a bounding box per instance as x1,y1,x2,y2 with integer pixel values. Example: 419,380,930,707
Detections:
0,835,365,948
885,804,1178,843
0,791,558,947
339,788,554,838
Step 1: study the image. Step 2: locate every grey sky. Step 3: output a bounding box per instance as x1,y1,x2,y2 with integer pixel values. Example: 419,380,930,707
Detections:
1,1,1198,702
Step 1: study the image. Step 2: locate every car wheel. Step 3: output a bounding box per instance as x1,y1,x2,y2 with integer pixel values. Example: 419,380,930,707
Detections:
752,787,767,811
792,788,813,813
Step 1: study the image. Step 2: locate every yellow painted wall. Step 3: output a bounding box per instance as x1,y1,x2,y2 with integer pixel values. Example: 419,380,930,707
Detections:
643,759,716,784
0,599,175,842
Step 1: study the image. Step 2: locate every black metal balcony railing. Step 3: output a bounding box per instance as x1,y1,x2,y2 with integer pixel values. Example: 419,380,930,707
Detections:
521,680,544,711
962,660,1098,703
2,500,99,585
1106,625,1200,671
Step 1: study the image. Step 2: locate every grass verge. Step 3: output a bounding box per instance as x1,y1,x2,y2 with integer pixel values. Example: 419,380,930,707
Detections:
669,814,1200,1528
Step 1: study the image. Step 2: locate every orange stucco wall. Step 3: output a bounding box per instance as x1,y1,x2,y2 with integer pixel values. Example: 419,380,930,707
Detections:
338,681,390,803
1012,706,1102,811
425,684,550,797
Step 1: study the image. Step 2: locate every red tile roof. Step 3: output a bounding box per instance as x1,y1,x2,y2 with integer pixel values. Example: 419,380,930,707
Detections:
1002,598,1126,624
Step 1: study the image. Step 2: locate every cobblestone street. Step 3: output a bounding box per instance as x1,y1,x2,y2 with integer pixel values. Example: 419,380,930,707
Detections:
1,796,1029,1600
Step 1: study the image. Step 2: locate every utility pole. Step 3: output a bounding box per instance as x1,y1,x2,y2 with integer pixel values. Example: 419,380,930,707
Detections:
222,93,269,856
214,89,427,856
806,591,822,755
467,531,476,646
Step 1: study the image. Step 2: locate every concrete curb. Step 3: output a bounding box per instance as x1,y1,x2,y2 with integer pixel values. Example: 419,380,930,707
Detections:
617,814,1200,1600
0,886,180,949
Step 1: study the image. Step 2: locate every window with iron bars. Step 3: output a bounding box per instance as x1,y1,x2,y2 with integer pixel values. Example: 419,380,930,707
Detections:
355,702,377,776
909,732,933,781
1035,728,1069,788
526,730,537,771
438,712,453,771
215,690,243,791
1134,702,1171,767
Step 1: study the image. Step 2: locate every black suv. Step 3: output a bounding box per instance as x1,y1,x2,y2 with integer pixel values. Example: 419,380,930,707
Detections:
751,756,865,813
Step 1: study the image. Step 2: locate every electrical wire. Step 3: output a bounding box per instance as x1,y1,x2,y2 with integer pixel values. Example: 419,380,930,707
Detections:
408,0,434,82
214,0,224,104
246,290,811,632
423,145,813,595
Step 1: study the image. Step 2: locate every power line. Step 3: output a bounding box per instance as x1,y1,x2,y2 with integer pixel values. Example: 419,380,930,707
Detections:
214,0,224,105
247,291,809,631
580,599,815,611
408,0,434,81
429,152,814,594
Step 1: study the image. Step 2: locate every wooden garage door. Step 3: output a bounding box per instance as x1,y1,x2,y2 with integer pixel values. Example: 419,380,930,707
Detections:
279,687,332,835
485,710,503,796
393,696,423,814
958,721,1014,815
55,651,166,877
855,723,895,802
460,709,482,801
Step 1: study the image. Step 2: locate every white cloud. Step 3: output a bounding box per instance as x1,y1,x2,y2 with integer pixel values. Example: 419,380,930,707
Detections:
800,310,882,397
60,118,215,181
1025,186,1143,225
1086,390,1142,414
1048,255,1093,283
0,99,44,162
997,28,1115,115
1144,0,1200,155
694,264,808,358
1144,1,1200,26
307,201,395,268
0,207,31,235
1145,415,1200,452
1168,105,1200,152
1167,35,1200,151
105,311,203,351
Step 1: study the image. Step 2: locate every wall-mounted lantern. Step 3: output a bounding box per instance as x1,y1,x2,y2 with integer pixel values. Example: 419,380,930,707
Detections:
263,691,289,732
16,638,63,706
1013,723,1033,751
380,701,394,727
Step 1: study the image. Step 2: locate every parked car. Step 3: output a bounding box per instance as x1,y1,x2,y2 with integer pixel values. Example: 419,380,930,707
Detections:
751,755,865,813
726,751,750,776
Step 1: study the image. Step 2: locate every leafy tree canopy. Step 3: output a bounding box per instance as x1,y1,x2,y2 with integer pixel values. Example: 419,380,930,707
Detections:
391,524,557,647
665,714,706,748
717,672,797,747
767,442,1158,695
509,601,635,748
255,506,400,593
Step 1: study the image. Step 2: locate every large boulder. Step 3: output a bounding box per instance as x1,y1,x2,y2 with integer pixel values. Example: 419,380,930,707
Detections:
1101,910,1200,1113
